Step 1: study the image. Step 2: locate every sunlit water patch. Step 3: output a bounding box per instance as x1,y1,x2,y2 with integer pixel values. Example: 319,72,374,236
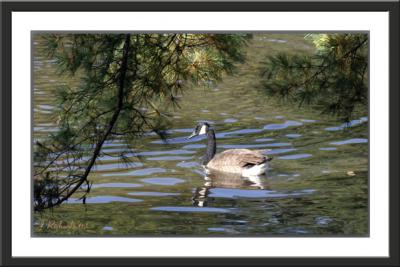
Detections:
176,161,201,168
217,128,264,138
34,125,59,132
37,104,56,111
102,140,126,147
208,227,228,232
325,117,368,131
278,154,313,160
128,191,180,197
57,154,126,164
278,174,289,177
300,119,317,123
182,144,206,149
66,196,143,204
140,177,185,186
254,116,266,120
208,188,315,199
151,136,199,144
146,156,194,161
91,183,143,189
277,227,309,235
330,138,368,145
319,147,337,151
266,148,297,155
265,38,288,43
265,142,292,147
34,108,52,114
135,149,195,156
285,134,302,138
264,120,303,130
100,147,131,153
93,162,143,171
150,206,233,213
315,216,333,226
224,118,238,123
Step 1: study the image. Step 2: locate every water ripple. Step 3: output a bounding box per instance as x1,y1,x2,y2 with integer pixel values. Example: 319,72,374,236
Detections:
325,117,368,131
208,188,315,199
91,183,143,189
182,144,206,149
146,156,194,161
330,138,368,145
254,138,275,142
128,191,180,197
266,142,292,147
140,177,185,186
224,118,238,123
266,148,297,155
93,162,143,171
150,206,233,213
176,161,200,168
278,154,312,160
136,149,195,156
219,144,272,149
217,128,264,138
67,196,143,204
102,167,167,177
264,120,303,130
315,216,333,225
285,134,302,138
319,147,337,151
300,119,317,123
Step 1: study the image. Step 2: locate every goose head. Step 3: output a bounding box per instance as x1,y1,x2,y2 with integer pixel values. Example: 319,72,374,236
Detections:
188,122,211,139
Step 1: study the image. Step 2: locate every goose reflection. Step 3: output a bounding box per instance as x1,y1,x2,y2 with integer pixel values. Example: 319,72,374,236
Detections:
192,170,269,207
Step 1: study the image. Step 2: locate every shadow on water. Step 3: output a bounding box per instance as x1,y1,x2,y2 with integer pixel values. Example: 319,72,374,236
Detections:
191,170,316,209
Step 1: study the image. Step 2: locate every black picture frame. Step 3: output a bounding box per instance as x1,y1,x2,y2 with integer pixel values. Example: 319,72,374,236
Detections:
1,1,399,266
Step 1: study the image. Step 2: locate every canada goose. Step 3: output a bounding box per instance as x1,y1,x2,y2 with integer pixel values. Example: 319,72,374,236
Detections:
188,122,272,177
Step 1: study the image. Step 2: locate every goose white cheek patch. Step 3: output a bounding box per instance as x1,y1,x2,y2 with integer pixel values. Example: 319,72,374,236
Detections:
199,125,207,135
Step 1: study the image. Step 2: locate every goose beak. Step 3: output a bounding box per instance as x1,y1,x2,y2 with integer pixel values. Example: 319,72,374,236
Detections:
188,132,197,139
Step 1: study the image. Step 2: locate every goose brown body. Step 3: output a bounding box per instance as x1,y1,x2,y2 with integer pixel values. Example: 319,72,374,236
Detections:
206,149,268,174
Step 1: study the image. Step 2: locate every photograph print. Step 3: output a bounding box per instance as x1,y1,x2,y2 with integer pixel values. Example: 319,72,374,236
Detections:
32,32,369,236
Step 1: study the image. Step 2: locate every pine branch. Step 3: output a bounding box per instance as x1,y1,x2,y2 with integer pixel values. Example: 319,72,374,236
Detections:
35,34,132,211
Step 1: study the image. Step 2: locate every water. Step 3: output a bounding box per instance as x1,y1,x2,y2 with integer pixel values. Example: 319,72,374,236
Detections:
33,34,368,236
330,138,368,145
140,177,185,186
277,154,313,160
67,196,143,204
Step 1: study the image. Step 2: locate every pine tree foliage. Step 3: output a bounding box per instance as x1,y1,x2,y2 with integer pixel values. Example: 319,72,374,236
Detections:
261,34,368,122
34,33,250,211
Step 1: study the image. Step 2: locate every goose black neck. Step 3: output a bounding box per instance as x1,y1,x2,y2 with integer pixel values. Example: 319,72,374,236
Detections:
203,129,216,165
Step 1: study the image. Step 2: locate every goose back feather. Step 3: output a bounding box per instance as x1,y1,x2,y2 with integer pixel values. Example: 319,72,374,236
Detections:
206,149,268,174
